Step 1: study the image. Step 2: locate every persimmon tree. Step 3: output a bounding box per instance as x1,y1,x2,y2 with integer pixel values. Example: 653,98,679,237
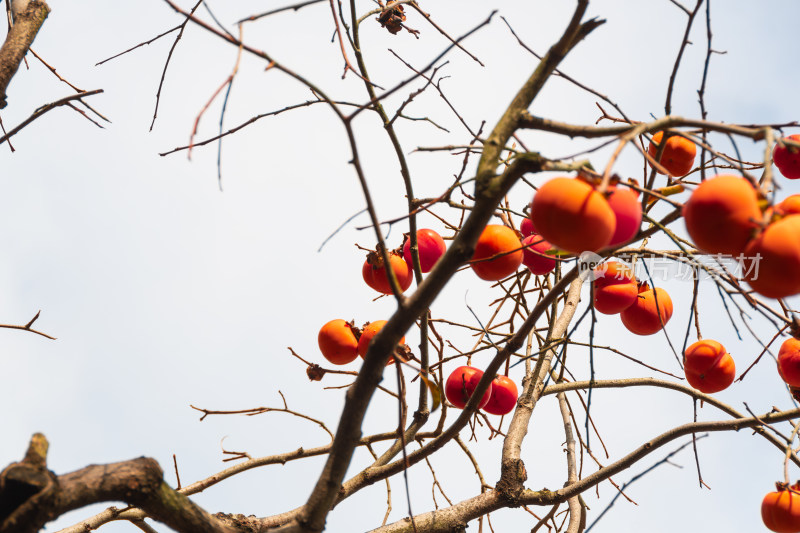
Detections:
3,1,800,533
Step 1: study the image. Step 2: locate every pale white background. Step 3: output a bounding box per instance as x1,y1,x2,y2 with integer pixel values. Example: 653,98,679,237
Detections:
2,1,800,532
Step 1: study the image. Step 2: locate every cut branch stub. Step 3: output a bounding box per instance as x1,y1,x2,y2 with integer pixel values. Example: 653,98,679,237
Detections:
0,433,57,532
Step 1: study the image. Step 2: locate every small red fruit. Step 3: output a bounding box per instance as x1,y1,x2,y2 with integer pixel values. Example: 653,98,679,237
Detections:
357,320,407,366
531,177,616,255
778,338,800,387
774,134,800,180
521,234,556,275
682,175,762,255
482,375,518,416
648,131,697,177
519,217,537,237
402,229,446,273
605,188,642,247
742,215,800,299
762,482,800,533
592,261,638,314
318,319,359,365
445,366,493,409
362,250,413,294
683,339,735,394
470,225,523,281
620,285,673,336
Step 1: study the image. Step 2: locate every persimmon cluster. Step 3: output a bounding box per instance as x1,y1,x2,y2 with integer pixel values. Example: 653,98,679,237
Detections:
317,227,525,414
444,365,518,416
683,174,800,300
317,319,410,366
361,229,447,295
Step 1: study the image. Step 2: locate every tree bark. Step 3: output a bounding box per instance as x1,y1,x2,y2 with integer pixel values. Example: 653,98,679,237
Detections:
0,0,50,108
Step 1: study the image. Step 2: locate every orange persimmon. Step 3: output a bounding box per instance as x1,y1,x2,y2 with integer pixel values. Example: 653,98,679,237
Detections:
470,225,523,281
648,131,696,177
762,482,800,533
778,338,800,387
530,177,616,255
682,175,761,255
592,261,638,315
357,320,407,366
683,339,735,394
742,215,800,299
620,284,673,336
318,319,360,365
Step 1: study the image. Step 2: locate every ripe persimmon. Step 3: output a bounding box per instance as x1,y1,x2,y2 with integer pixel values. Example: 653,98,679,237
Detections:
605,187,642,247
592,261,638,314
521,234,556,275
470,224,523,281
620,284,673,336
648,131,696,177
318,319,360,365
445,366,493,409
778,338,800,387
777,194,800,216
530,177,616,255
683,339,735,394
742,215,800,299
773,134,800,180
520,217,537,237
357,320,407,366
682,175,761,255
482,375,518,416
762,482,800,533
362,249,413,294
403,229,446,273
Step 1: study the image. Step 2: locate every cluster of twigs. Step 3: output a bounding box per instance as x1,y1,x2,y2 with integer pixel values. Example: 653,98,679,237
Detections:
3,1,800,533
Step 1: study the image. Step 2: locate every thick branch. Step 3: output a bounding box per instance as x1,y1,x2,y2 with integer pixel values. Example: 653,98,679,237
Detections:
329,270,582,508
372,407,800,532
476,0,602,194
557,393,584,533
498,276,583,503
0,1,50,109
543,377,800,466
525,406,800,505
517,112,770,140
0,435,236,533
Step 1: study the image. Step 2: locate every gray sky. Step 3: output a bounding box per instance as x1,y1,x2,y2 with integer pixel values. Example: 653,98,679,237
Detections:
3,1,800,532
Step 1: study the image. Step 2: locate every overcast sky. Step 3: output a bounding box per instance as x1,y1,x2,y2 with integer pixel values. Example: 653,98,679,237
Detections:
3,1,800,532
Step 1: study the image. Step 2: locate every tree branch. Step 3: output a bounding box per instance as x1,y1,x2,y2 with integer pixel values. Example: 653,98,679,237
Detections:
0,0,50,109
0,435,236,533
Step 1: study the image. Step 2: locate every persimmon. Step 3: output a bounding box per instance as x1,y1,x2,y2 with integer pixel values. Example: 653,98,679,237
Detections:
742,215,800,299
774,134,800,180
470,224,523,281
620,285,673,336
362,249,413,294
777,194,800,216
530,177,616,254
592,261,638,314
762,482,800,533
445,366,493,409
521,234,556,275
778,338,800,387
357,320,407,366
402,229,446,273
482,375,518,416
605,187,642,247
318,319,359,365
682,175,761,255
683,339,735,394
647,131,696,177
520,217,537,237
